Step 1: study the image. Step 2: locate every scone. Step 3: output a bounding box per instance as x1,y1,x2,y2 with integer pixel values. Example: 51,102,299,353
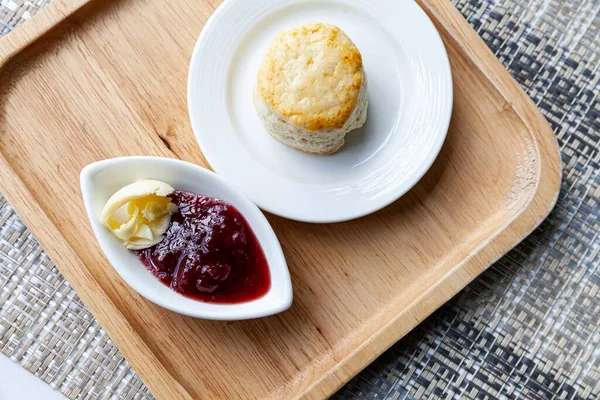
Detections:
255,23,368,155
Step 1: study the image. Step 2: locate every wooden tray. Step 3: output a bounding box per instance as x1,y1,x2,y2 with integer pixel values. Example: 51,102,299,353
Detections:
0,0,561,398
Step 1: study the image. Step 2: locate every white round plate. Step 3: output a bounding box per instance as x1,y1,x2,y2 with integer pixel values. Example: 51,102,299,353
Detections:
188,0,453,223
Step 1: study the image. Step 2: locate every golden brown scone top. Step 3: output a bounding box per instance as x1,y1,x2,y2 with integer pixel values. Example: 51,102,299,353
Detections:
257,23,364,132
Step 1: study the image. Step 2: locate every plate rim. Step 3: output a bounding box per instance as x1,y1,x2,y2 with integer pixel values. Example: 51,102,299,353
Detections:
187,0,454,223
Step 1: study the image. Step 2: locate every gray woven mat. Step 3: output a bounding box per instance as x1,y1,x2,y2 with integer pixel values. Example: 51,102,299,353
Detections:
1,0,599,399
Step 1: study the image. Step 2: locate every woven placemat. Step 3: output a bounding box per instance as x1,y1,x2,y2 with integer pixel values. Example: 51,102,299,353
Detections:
1,1,598,399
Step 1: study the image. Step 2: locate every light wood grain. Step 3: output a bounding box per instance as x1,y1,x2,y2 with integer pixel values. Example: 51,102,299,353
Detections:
0,0,561,399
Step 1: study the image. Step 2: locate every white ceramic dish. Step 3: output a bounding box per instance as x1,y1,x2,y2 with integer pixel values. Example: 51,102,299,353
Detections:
80,157,292,320
188,0,453,223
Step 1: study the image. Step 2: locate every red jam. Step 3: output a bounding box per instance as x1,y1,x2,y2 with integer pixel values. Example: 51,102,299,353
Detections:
136,191,270,304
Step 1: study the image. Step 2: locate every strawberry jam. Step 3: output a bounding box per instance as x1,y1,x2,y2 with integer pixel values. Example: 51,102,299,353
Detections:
136,191,270,304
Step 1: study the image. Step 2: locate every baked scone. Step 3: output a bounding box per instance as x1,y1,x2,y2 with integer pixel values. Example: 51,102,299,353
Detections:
255,23,368,155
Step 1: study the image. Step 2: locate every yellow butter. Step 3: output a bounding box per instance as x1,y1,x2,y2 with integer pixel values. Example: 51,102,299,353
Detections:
101,180,178,250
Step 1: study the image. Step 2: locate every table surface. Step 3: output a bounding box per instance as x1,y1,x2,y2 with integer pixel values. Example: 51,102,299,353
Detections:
1,1,599,399
0,354,66,400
